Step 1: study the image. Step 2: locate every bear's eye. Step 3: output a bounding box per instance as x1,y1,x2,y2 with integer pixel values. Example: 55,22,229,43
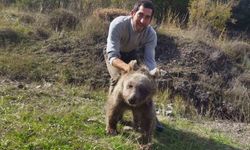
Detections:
127,84,133,89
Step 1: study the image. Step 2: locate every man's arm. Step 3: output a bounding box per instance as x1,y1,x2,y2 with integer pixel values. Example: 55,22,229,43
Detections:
144,27,157,71
111,58,131,72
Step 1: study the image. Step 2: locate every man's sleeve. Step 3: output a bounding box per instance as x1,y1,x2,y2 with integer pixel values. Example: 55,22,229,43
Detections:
106,20,122,64
144,28,157,71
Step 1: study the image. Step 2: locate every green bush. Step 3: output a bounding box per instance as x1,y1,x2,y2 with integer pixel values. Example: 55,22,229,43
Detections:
188,0,233,31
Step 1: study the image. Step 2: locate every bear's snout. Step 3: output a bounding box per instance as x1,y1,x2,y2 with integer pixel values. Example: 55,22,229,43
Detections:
128,96,136,105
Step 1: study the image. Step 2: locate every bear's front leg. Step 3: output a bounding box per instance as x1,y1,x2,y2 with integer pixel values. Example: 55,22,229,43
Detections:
135,103,156,149
105,99,125,135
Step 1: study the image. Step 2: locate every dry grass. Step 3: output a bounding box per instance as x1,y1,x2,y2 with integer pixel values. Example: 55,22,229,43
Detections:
93,8,129,22
225,77,250,122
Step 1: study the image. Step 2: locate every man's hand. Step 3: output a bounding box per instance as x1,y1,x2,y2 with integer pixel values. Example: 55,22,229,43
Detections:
149,68,167,78
149,68,159,77
112,58,132,73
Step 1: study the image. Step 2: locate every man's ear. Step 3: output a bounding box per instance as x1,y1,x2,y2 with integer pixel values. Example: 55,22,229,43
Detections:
130,10,136,17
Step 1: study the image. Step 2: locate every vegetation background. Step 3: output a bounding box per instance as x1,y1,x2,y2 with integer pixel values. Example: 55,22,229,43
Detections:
0,0,249,149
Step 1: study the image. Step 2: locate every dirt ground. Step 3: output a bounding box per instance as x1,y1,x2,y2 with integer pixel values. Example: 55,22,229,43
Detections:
200,119,250,146
154,33,249,121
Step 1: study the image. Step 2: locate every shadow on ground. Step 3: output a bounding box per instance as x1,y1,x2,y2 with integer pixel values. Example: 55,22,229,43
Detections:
153,123,240,150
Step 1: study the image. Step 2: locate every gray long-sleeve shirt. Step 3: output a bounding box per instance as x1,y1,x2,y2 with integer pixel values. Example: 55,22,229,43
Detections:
106,16,157,71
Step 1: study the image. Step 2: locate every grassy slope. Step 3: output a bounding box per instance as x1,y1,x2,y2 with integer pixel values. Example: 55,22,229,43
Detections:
0,7,249,150
0,81,249,150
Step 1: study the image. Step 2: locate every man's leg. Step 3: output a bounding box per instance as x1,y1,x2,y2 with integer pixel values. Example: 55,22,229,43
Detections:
103,49,121,94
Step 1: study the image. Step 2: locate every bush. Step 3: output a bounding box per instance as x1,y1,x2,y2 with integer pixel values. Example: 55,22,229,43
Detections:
79,8,123,39
154,0,189,24
225,77,250,122
224,41,250,68
0,0,16,6
188,0,233,31
19,13,36,24
48,9,79,32
0,28,21,47
229,0,250,31
16,0,69,12
110,0,135,9
93,8,129,22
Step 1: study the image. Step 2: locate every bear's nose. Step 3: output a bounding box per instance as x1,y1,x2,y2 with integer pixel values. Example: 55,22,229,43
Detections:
128,97,136,105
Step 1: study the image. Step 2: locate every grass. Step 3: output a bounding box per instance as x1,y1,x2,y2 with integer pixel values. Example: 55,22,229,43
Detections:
0,4,249,150
0,81,248,150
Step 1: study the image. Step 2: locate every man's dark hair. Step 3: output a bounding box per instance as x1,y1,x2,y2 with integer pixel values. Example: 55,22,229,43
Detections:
132,0,155,18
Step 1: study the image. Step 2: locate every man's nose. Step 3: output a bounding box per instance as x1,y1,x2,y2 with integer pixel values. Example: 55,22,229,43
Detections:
140,18,146,24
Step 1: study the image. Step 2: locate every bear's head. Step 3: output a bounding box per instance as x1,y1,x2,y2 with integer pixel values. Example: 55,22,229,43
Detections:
121,71,156,107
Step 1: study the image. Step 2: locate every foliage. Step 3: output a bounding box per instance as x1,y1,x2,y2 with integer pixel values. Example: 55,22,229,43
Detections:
188,0,233,31
0,0,16,6
0,28,21,46
229,0,250,30
48,8,79,32
16,0,70,12
225,77,250,122
93,8,129,22
153,0,189,24
110,0,136,9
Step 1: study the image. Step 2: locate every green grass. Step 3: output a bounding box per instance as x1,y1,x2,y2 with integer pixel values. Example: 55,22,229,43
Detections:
0,82,248,150
0,5,249,150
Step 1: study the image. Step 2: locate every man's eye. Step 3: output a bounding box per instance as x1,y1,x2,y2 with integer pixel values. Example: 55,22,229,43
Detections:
145,16,151,20
137,13,143,18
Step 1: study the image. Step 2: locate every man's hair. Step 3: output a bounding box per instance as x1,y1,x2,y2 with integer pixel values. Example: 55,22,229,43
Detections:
132,0,155,18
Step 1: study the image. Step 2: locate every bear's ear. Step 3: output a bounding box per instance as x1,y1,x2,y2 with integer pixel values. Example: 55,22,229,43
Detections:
128,60,139,71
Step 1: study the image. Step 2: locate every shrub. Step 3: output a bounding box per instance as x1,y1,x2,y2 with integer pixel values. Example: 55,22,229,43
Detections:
32,27,50,40
110,0,135,9
154,0,189,24
188,0,233,31
19,13,36,24
0,0,16,6
229,0,250,31
0,28,21,47
83,8,129,39
222,41,250,68
16,0,69,12
225,77,250,122
48,9,79,32
93,8,129,22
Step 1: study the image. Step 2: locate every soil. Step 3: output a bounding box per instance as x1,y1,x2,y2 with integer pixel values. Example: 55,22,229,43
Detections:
154,33,249,121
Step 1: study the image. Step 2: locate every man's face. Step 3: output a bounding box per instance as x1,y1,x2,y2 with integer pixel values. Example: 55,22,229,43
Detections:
131,5,152,32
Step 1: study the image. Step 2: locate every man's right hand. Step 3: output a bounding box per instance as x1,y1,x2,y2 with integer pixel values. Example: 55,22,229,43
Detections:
112,58,131,73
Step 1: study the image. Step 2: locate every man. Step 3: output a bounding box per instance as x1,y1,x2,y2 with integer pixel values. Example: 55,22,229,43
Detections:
104,0,164,132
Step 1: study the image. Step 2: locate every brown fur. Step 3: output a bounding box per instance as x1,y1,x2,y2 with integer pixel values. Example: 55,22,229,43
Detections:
105,61,157,149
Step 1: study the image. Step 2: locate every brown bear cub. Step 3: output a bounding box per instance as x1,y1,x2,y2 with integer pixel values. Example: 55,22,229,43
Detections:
105,60,157,149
